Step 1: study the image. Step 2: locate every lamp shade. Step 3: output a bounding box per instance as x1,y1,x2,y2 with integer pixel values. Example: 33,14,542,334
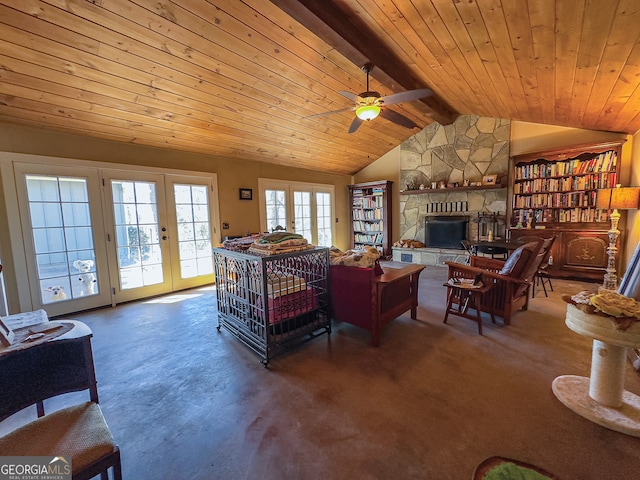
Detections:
596,185,640,210
355,105,381,121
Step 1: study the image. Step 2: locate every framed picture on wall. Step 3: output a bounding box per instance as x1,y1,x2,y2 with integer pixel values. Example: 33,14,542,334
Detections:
239,188,253,200
482,175,497,186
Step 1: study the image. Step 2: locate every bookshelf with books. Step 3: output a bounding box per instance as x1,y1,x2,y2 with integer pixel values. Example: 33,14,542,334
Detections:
508,140,625,279
348,181,393,257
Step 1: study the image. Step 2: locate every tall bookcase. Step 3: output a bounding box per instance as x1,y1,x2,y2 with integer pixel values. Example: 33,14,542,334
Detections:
348,181,393,257
508,140,625,279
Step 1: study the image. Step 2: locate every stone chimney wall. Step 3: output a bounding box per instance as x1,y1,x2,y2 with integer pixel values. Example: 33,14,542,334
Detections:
395,115,510,265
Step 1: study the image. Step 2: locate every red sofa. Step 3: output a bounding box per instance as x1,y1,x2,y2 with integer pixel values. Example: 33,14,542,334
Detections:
329,262,424,346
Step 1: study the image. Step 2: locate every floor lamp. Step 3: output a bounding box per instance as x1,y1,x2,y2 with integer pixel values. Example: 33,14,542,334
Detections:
596,185,640,292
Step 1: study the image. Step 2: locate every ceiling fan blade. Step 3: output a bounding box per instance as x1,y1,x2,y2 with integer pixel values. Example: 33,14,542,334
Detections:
338,90,361,102
348,116,363,133
303,106,355,119
379,108,418,129
380,88,433,106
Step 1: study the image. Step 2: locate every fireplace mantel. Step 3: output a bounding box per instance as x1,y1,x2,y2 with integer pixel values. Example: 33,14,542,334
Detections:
399,184,505,195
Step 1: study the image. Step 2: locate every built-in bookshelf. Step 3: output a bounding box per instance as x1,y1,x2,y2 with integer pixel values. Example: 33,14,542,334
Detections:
348,181,392,257
508,140,625,279
511,148,618,225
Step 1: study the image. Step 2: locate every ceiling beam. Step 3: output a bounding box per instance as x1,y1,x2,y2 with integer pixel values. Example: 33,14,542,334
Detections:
269,0,458,126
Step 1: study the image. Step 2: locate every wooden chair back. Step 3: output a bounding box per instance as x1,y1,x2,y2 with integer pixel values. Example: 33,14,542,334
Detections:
515,237,555,295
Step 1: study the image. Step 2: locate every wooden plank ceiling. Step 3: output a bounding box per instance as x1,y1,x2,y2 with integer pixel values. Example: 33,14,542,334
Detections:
0,0,639,176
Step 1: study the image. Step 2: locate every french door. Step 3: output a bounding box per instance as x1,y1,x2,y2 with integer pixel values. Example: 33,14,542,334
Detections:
103,172,216,303
14,163,111,317
164,175,216,291
13,162,219,316
102,172,172,303
258,179,335,247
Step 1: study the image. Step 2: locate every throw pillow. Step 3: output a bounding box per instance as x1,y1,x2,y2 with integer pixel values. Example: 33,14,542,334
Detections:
498,242,538,277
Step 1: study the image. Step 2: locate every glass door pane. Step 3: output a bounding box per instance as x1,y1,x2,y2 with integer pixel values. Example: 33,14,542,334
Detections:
26,175,99,304
316,191,333,247
265,189,288,232
174,184,212,278
112,180,163,289
293,190,312,243
166,175,218,291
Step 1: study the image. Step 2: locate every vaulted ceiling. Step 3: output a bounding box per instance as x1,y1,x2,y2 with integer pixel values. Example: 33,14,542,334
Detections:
0,0,638,176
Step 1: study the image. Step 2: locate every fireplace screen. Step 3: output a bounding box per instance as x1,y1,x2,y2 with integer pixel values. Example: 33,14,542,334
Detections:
424,216,469,250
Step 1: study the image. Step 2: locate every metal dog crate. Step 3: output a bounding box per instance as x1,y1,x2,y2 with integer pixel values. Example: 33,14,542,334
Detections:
213,247,330,365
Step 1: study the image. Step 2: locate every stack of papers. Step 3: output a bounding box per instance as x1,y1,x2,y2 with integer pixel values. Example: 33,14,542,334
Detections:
2,309,49,329
448,278,481,289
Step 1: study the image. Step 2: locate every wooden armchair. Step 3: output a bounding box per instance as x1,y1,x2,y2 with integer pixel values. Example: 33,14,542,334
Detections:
445,239,551,325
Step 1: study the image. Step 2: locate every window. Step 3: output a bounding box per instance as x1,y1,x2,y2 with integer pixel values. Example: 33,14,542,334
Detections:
259,179,335,247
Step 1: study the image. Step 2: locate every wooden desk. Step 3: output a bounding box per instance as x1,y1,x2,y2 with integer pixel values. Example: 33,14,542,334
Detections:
372,263,425,346
443,280,495,334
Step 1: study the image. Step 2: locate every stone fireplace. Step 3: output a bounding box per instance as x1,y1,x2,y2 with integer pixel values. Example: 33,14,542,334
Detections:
393,115,510,266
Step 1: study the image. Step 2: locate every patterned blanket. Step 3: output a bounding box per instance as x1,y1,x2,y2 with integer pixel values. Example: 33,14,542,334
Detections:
329,246,380,268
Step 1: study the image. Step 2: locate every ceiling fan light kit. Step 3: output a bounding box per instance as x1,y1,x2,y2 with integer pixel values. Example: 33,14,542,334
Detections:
356,104,381,121
307,63,433,133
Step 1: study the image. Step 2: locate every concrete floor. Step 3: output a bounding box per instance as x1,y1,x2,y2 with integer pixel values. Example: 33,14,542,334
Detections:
4,266,640,479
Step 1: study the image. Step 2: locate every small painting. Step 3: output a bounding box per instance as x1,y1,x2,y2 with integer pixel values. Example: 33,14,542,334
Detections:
239,188,253,200
482,175,497,186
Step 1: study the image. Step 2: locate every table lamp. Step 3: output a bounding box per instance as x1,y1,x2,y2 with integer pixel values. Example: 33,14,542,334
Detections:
596,184,640,291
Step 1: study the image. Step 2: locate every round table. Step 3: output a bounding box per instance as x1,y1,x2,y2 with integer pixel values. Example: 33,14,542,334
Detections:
552,304,640,437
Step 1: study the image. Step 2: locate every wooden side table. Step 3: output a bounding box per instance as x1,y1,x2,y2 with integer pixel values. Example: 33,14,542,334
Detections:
371,263,424,346
443,280,495,334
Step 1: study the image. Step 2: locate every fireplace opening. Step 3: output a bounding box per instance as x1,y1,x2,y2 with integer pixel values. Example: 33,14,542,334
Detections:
424,215,469,250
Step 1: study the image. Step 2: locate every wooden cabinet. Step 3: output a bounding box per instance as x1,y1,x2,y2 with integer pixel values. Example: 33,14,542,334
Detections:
508,140,625,280
509,229,609,280
348,181,393,257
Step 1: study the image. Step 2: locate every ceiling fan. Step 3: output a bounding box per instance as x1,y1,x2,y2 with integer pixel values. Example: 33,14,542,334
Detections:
305,63,433,133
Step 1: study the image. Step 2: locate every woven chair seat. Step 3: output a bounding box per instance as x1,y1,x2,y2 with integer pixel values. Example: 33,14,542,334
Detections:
0,402,116,474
